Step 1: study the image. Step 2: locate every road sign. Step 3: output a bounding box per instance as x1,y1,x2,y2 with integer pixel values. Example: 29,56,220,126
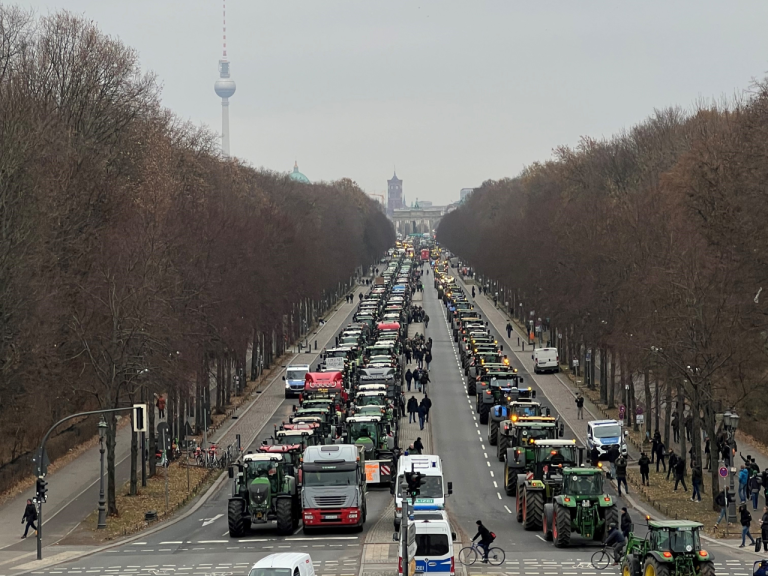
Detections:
719,466,729,478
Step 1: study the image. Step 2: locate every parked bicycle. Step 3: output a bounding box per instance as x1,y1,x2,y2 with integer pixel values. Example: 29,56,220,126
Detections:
457,542,505,566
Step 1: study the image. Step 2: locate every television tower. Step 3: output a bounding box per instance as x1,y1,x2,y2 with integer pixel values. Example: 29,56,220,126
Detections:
214,0,236,157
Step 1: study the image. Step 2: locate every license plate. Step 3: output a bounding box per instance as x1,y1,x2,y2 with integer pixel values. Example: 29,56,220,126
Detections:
324,514,339,520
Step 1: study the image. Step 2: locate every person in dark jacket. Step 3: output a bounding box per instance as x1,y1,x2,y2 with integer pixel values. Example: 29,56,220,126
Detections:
651,430,661,463
425,350,433,370
740,503,756,547
691,463,703,502
407,396,419,424
615,455,628,496
575,394,584,420
674,457,687,492
420,370,431,394
421,395,433,423
671,412,680,443
413,437,424,455
639,452,650,486
620,507,632,539
417,404,427,430
405,369,413,392
655,439,666,472
760,506,768,551
749,473,763,511
607,445,620,479
715,488,735,528
667,449,678,481
472,520,494,563
21,499,37,539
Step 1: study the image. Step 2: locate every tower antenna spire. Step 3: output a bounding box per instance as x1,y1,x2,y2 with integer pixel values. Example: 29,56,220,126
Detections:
214,0,236,157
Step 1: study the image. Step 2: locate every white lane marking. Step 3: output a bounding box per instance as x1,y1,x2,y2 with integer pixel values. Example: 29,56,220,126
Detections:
159,541,183,544
487,461,491,466
494,481,498,487
536,535,546,542
490,471,494,477
197,540,227,543
484,452,488,458
497,492,502,499
504,505,512,513
201,513,223,526
481,444,486,450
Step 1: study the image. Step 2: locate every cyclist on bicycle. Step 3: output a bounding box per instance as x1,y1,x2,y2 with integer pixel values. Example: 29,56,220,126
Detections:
472,520,494,563
604,523,626,565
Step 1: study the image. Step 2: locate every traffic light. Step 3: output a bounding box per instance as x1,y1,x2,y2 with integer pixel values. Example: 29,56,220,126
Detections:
36,477,48,503
132,404,147,433
405,472,425,499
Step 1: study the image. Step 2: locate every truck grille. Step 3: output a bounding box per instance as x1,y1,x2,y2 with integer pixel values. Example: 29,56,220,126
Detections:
315,495,347,507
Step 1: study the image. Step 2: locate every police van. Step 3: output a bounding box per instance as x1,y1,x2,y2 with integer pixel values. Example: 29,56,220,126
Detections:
283,364,310,398
586,419,628,459
394,455,452,530
397,510,456,576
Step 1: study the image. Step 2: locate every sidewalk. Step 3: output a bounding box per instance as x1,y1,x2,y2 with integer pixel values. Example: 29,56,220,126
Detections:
0,284,367,568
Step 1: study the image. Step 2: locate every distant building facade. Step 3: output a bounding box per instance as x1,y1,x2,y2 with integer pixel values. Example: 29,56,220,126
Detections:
387,172,404,216
460,188,474,202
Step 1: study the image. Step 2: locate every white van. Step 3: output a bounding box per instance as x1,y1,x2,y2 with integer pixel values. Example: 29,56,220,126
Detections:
394,455,451,530
397,510,455,576
249,553,315,576
586,419,627,459
532,347,559,374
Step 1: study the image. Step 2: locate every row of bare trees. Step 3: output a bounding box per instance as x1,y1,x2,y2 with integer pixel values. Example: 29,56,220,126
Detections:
0,7,394,513
438,91,768,508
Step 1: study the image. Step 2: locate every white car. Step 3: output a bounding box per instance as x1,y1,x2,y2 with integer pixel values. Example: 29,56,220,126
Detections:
532,347,559,374
249,553,315,576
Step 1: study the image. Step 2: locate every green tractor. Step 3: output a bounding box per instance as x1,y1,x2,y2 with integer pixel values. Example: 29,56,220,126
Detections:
227,452,301,537
619,520,714,576
515,440,579,531
546,465,618,547
502,416,563,495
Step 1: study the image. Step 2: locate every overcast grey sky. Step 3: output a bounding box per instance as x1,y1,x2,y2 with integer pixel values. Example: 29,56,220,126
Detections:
12,0,768,204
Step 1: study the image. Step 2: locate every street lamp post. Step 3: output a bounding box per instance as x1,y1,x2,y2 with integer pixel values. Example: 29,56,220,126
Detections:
722,410,739,523
97,416,107,529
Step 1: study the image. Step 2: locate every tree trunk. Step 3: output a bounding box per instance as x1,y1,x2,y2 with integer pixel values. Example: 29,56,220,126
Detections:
654,371,660,434
690,384,702,470
600,347,608,404
608,348,616,409
226,353,232,405
107,412,118,515
705,404,719,511
664,371,672,449
677,380,687,473
148,391,157,478
215,353,224,413
644,369,652,439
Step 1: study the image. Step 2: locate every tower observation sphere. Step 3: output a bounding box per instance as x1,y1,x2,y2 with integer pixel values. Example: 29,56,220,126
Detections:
215,78,236,99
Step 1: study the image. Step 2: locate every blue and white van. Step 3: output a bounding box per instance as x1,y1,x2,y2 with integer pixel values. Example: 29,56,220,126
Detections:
398,510,455,576
283,364,310,398
586,419,627,459
394,455,451,530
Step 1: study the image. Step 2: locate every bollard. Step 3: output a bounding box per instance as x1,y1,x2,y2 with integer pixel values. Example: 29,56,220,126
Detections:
518,337,520,346
522,343,525,351
315,340,318,350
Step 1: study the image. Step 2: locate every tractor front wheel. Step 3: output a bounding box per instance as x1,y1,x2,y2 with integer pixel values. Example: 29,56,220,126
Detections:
698,562,715,576
479,403,489,425
515,486,523,523
523,489,543,531
504,465,516,496
497,433,509,461
276,498,294,535
488,420,498,445
553,503,571,548
468,379,476,395
228,499,247,538
599,505,619,542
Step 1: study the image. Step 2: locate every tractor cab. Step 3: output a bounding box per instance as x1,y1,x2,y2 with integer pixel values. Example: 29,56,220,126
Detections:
345,416,394,457
622,520,713,576
355,391,387,407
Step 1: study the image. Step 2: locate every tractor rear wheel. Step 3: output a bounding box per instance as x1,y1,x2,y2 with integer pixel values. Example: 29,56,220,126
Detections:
228,499,246,538
515,486,523,522
553,503,571,548
497,432,509,461
468,379,476,395
698,561,715,576
479,403,489,425
643,558,670,576
523,489,543,531
276,498,294,535
488,420,498,445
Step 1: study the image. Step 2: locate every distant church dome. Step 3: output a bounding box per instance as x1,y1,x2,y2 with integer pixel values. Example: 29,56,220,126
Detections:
289,161,310,183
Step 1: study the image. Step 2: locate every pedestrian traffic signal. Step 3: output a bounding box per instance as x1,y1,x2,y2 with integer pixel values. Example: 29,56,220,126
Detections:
132,404,147,433
36,477,48,502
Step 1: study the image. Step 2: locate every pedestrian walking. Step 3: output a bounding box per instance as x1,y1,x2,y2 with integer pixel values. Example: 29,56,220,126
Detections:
506,322,512,338
407,395,419,424
405,346,412,365
620,507,632,540
750,473,763,511
590,446,600,467
704,436,711,470
667,449,677,481
673,457,688,492
420,370,431,394
651,430,661,463
671,412,680,443
655,439,666,472
714,488,734,529
155,394,166,419
405,369,413,392
739,465,749,502
417,404,426,430
639,452,650,486
424,314,430,329
760,506,768,551
684,412,692,442
616,455,628,496
21,499,37,539
740,503,756,547
425,350,433,371
575,393,584,420
421,394,432,423
472,286,476,298
691,463,703,502
413,437,424,455
607,445,620,480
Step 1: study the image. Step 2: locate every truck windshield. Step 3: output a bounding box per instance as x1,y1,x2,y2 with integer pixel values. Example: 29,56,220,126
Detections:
303,470,357,486
594,425,621,438
415,534,449,556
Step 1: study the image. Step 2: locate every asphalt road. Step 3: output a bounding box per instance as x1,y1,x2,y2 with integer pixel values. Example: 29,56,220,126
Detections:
20,269,758,576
